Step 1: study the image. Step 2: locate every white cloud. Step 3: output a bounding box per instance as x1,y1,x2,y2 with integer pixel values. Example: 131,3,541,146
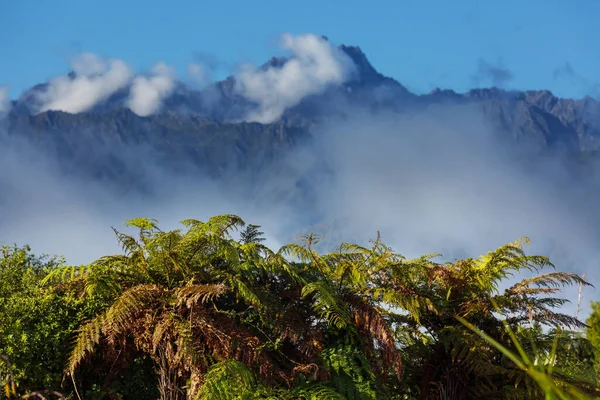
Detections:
0,87,10,112
127,62,176,116
71,53,109,76
37,53,133,113
187,63,211,88
234,33,357,123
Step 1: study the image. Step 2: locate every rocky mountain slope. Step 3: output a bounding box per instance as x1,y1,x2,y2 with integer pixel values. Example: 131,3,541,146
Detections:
2,44,600,187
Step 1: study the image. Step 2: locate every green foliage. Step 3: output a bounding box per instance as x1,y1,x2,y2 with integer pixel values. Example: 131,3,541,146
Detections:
458,313,599,399
1,217,598,400
320,342,379,400
241,225,266,245
0,245,79,393
0,244,158,400
197,360,257,399
586,301,600,371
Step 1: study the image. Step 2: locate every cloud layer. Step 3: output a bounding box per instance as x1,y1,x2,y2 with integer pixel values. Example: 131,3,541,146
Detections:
307,107,595,257
1,101,597,316
288,106,599,314
234,33,357,123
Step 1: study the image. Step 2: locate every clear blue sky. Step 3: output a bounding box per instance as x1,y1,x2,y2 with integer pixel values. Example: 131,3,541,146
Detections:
1,0,598,99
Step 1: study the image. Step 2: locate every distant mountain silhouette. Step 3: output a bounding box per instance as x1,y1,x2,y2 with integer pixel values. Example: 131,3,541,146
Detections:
3,43,600,189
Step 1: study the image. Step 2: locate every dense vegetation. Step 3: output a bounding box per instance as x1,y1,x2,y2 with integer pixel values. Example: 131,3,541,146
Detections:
1,215,599,399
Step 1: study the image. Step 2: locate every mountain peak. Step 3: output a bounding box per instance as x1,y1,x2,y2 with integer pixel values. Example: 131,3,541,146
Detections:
262,56,288,70
338,44,383,84
258,40,388,86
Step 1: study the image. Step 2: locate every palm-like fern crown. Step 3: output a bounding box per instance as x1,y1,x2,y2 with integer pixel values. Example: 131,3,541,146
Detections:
40,216,594,399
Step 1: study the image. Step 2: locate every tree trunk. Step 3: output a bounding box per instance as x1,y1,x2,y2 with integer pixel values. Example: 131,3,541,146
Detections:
156,347,187,400
187,367,203,400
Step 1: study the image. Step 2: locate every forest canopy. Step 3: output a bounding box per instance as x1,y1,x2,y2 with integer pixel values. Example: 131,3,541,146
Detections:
0,215,599,400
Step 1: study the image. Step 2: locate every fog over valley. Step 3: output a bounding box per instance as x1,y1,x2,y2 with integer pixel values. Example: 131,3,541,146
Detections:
1,35,599,316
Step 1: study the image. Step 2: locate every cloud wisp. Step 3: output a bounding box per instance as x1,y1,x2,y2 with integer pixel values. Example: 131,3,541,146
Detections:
471,57,514,88
553,62,600,99
187,63,211,88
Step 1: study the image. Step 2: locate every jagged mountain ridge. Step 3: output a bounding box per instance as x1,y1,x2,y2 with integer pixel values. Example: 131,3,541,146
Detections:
3,43,600,188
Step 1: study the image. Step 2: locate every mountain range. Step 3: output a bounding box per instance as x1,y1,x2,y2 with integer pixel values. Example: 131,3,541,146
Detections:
2,43,600,187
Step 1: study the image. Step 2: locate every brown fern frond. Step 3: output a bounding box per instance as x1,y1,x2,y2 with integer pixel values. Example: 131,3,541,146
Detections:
103,284,162,335
176,284,229,308
350,301,403,381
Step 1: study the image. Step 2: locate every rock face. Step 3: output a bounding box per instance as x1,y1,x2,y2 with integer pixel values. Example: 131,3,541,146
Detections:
2,44,600,188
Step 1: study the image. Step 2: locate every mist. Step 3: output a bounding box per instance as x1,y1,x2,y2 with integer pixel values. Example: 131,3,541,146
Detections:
1,33,599,318
1,98,598,317
306,105,600,313
0,132,291,264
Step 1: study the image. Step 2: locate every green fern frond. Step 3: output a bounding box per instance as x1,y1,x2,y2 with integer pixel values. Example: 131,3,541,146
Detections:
289,384,347,400
302,282,350,328
321,344,379,400
41,264,92,285
182,215,245,239
196,360,256,400
125,217,160,232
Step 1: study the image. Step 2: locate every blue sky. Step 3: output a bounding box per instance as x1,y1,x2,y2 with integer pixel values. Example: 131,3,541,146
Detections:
1,0,598,99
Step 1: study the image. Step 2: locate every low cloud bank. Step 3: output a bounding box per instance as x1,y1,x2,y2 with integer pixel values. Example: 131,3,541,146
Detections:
259,104,598,315
1,100,597,316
